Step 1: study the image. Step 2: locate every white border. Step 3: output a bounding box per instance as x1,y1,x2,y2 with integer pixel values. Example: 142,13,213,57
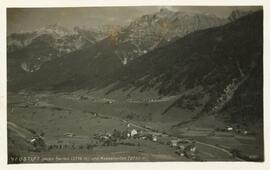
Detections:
0,1,269,170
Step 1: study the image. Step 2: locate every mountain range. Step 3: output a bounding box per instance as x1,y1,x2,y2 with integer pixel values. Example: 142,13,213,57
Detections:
7,9,263,127
7,8,228,74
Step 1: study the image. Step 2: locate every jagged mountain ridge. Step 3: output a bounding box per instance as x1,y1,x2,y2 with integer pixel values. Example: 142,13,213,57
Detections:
113,8,228,63
228,9,254,22
7,24,103,74
8,24,97,53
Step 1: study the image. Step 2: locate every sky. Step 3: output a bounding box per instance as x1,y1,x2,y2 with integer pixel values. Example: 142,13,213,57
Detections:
7,6,262,34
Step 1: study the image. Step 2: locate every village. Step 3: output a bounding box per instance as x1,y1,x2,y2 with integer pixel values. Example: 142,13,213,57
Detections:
7,92,260,163
29,121,201,161
27,108,252,162
20,98,201,161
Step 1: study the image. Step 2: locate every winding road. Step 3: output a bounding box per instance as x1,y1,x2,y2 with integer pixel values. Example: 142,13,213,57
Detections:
121,119,244,161
44,96,245,161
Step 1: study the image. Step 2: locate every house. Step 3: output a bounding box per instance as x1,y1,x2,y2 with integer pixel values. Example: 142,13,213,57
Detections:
63,133,74,137
30,134,46,149
99,135,109,141
131,129,138,137
178,145,185,151
170,139,179,147
105,100,113,104
227,127,233,131
175,144,186,157
185,144,197,153
120,130,129,139
106,132,112,137
30,138,36,143
190,146,196,152
152,136,157,142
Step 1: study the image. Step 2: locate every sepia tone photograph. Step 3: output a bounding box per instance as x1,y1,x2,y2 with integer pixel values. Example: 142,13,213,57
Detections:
6,5,263,164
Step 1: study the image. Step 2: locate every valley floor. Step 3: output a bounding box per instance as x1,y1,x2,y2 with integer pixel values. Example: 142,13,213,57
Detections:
7,91,263,163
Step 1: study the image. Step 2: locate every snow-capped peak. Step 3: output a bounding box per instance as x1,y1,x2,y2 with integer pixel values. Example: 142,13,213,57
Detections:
34,24,71,38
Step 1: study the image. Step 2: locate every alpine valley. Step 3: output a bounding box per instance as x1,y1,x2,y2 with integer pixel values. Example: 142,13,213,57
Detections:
7,8,263,163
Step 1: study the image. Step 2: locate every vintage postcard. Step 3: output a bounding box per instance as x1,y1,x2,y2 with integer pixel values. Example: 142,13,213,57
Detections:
1,1,269,169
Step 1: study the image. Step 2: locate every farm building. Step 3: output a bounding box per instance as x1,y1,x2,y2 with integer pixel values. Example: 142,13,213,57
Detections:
170,139,179,147
152,136,157,142
131,129,138,137
63,133,74,137
227,127,233,131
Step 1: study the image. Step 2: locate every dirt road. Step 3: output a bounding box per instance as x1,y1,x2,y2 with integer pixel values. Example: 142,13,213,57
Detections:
43,96,243,161
121,120,243,161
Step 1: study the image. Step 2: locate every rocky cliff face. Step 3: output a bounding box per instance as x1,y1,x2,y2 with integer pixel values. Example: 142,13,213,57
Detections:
7,24,101,73
8,24,99,53
228,9,253,22
113,8,228,63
